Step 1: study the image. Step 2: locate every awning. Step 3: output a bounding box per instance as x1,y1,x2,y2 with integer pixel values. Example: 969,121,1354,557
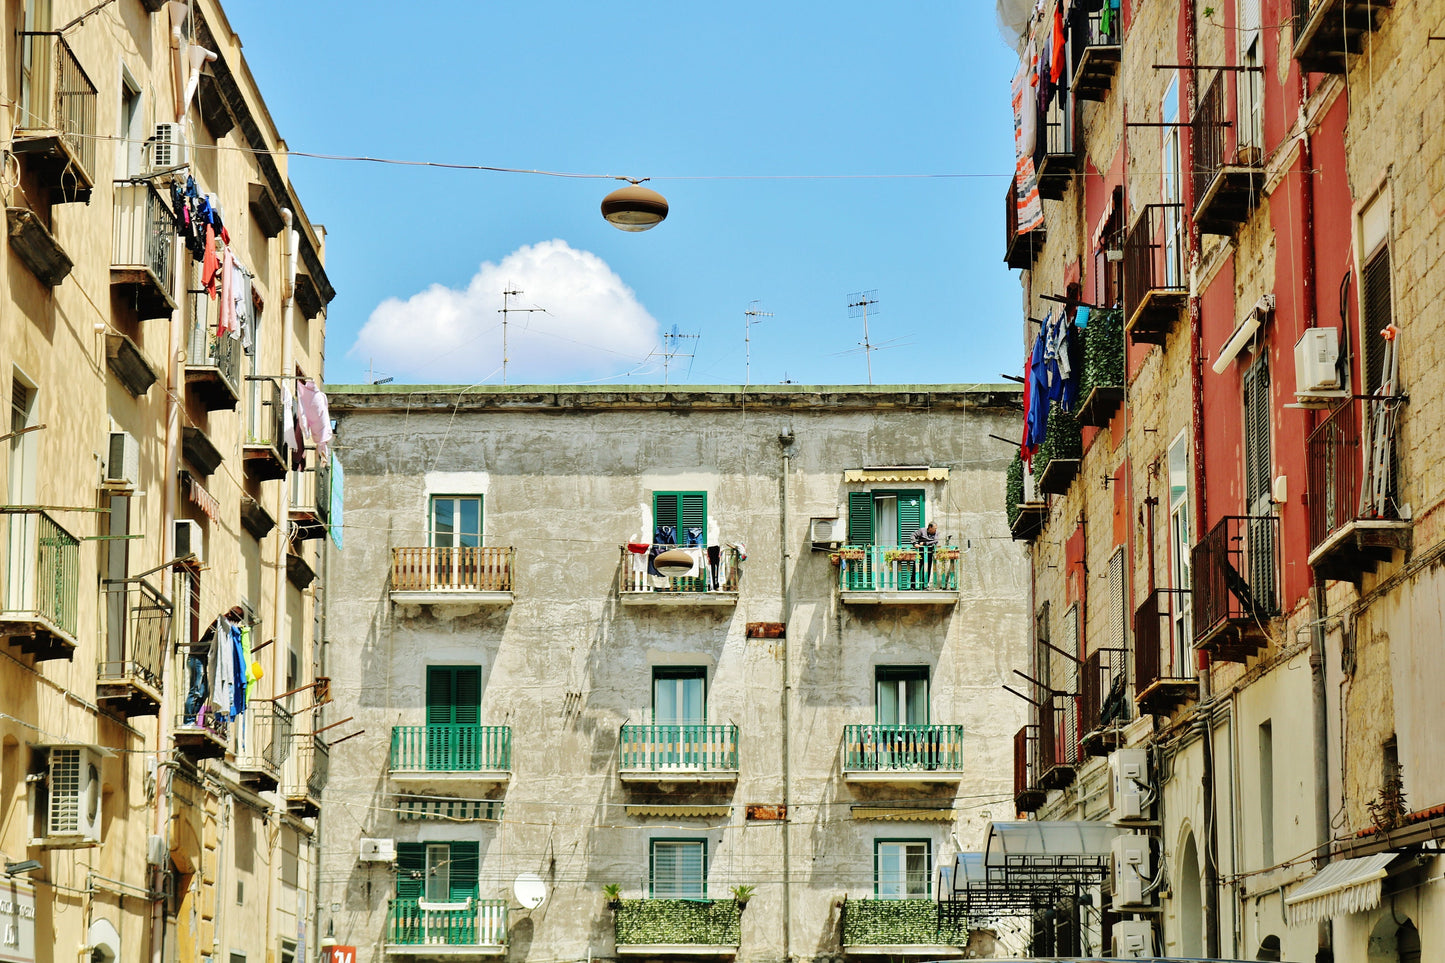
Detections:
844,467,950,483
937,822,1124,919
1285,853,1397,925
625,805,730,818
851,806,955,822
396,797,503,822
983,820,1122,865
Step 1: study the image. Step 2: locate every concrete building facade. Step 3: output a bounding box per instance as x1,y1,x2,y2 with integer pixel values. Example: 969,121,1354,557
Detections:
319,385,1027,963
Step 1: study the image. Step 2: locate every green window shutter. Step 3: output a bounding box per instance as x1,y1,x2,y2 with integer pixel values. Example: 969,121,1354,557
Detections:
897,490,925,543
653,492,679,539
448,841,480,901
396,843,426,898
426,666,481,726
426,666,454,726
679,492,707,543
1243,359,1271,509
848,492,875,545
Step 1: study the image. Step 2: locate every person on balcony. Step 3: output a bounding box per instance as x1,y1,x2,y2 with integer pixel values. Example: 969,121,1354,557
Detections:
911,522,939,589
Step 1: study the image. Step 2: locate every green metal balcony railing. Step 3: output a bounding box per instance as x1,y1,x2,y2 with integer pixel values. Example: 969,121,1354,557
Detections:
614,899,741,947
843,724,965,772
619,724,738,772
837,545,959,592
2,511,79,639
620,544,742,595
387,898,507,947
390,725,512,773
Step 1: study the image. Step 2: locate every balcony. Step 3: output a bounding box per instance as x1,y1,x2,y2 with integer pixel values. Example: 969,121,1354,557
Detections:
181,425,223,477
243,379,287,482
0,511,79,661
842,898,973,956
1036,699,1077,791
1013,725,1045,813
1034,92,1079,200
286,545,317,590
390,724,512,790
111,181,176,319
97,578,170,717
105,332,159,397
620,545,741,606
1069,3,1121,101
1133,588,1197,716
836,545,959,604
1007,454,1046,542
13,32,96,203
1075,308,1125,426
235,702,293,792
174,702,230,761
391,547,515,605
1123,203,1188,344
1003,175,1045,270
1079,648,1128,757
1307,397,1411,583
614,899,740,956
619,724,738,785
1192,515,1279,662
185,317,242,411
283,733,329,817
289,462,331,541
843,724,964,787
1192,72,1264,236
1035,404,1082,496
1292,0,1391,73
386,898,507,957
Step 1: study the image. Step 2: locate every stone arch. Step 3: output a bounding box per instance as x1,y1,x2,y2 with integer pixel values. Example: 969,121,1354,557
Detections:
1367,913,1421,963
1256,933,1282,960
1177,830,1203,957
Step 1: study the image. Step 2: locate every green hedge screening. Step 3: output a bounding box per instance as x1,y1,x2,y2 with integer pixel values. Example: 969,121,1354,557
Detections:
842,898,972,945
1078,308,1125,400
1035,403,1082,477
614,899,742,945
1006,452,1025,527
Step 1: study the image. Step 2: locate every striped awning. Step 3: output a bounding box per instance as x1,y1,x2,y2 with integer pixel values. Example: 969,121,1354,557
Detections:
397,797,503,822
851,806,955,822
625,805,731,818
844,467,949,483
1285,854,1398,925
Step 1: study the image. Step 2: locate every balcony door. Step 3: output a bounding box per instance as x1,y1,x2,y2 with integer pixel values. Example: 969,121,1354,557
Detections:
19,0,53,130
1237,0,1264,159
876,667,928,727
1243,358,1276,612
396,841,479,905
430,496,482,548
426,665,480,770
1161,75,1184,287
653,668,705,767
7,377,38,612
1168,433,1193,672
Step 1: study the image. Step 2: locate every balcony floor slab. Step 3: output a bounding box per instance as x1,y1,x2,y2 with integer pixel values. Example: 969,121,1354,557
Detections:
616,946,738,957
385,945,506,958
844,770,964,787
620,592,739,607
390,770,511,790
619,770,738,786
840,591,957,605
391,591,514,607
844,946,967,958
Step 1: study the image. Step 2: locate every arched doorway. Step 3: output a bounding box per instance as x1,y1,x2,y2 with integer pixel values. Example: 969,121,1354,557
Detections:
1178,831,1203,956
1257,934,1282,960
1367,914,1421,963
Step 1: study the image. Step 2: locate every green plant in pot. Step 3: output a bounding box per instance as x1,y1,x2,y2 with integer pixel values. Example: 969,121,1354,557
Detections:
603,883,622,909
731,884,755,907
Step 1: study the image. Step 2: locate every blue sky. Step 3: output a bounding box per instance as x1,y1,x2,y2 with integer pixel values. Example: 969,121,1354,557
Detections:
225,2,1022,387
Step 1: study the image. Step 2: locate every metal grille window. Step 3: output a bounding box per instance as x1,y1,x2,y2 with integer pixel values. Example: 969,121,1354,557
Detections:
650,839,706,898
875,839,931,898
47,746,80,835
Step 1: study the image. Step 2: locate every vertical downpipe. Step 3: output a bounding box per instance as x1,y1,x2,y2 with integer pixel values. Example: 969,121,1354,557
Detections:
778,426,795,963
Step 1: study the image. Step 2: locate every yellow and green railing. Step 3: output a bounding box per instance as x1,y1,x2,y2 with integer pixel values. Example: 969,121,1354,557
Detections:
843,724,965,772
619,724,738,772
836,545,959,592
387,897,507,947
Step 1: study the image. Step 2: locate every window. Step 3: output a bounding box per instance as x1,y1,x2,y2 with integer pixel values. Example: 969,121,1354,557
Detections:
876,667,928,726
653,667,705,725
847,490,925,546
1258,720,1274,866
9,375,37,503
1167,434,1192,654
650,839,705,898
117,67,144,178
1161,75,1184,287
875,839,931,898
19,0,53,130
1243,359,1272,515
396,841,479,902
1237,0,1264,157
427,666,481,727
1094,186,1125,307
1359,189,1393,394
103,494,131,667
430,496,482,548
652,491,706,546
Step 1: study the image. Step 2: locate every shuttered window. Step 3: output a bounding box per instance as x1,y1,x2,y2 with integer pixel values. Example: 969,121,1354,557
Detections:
1361,247,1393,393
1106,548,1127,649
846,490,926,545
426,666,481,727
847,491,875,545
396,841,479,901
650,839,706,897
1243,358,1272,511
653,491,706,545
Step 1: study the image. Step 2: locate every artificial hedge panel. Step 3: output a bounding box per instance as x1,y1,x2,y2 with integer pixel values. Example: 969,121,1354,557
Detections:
1079,308,1125,398
614,899,742,945
1034,403,1082,477
841,897,972,945
1006,452,1025,527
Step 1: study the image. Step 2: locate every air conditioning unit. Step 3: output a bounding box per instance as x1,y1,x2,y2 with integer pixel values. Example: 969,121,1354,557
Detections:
1108,748,1151,824
30,746,103,848
1110,833,1153,911
1111,920,1157,958
809,517,842,549
359,837,397,862
1295,327,1342,393
150,122,188,169
175,519,204,562
103,430,139,490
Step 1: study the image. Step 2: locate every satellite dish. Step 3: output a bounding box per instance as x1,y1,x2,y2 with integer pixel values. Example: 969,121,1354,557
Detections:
514,873,547,909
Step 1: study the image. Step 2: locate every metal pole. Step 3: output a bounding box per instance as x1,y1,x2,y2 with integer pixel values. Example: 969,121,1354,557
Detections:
778,427,795,963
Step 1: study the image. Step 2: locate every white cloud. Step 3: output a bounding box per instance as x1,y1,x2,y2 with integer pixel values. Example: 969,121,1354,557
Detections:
351,240,660,383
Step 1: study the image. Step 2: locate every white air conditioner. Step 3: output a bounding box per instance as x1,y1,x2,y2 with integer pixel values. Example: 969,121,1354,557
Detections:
359,837,397,862
809,517,841,549
150,122,188,169
1111,920,1157,958
1110,833,1153,911
1108,748,1151,824
175,519,204,562
1295,327,1342,393
103,430,139,490
30,746,103,848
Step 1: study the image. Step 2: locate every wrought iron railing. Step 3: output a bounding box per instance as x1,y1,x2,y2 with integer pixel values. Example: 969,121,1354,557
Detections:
186,312,242,398
284,732,329,798
176,701,230,743
1134,588,1195,698
836,545,959,592
387,898,507,947
237,702,294,775
1192,72,1228,210
1080,647,1129,735
1192,515,1279,643
1037,698,1078,771
245,378,285,451
1123,203,1187,321
391,546,514,593
843,724,964,772
390,724,511,773
620,544,741,594
1072,1,1121,55
1013,724,1040,799
2,511,79,637
619,724,738,772
100,578,171,691
111,181,173,289
1040,90,1074,159
16,32,97,180
1307,397,1404,549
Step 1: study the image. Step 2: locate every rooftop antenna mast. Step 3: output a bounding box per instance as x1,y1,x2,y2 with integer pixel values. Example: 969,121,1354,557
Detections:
498,286,545,386
744,300,773,388
659,324,699,385
847,290,880,385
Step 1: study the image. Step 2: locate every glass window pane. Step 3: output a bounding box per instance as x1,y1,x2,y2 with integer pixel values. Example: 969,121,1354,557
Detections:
904,680,928,726
905,846,930,897
654,678,678,724
679,676,704,723
425,844,450,902
877,680,900,726
459,498,481,547
432,499,455,548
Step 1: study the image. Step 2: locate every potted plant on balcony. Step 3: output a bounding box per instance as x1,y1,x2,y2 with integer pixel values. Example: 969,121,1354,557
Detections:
839,547,866,561
883,548,917,564
603,883,622,910
730,884,755,908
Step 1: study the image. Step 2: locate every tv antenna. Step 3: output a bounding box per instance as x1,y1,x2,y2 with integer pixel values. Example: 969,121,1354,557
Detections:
498,286,545,385
658,324,699,385
744,300,773,387
847,291,880,385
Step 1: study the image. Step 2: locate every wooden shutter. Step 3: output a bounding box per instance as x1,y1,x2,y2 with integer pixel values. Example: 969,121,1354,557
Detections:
1243,358,1272,509
847,492,875,545
426,666,480,726
897,490,925,543
448,841,480,901
396,842,426,898
1361,247,1392,392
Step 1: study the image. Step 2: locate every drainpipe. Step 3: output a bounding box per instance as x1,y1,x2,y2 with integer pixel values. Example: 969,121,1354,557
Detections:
274,209,298,688
777,426,795,963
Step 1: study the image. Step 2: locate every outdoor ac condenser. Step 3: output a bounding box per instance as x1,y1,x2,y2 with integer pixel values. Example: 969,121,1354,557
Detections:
1111,920,1157,958
1108,748,1151,824
1110,833,1152,910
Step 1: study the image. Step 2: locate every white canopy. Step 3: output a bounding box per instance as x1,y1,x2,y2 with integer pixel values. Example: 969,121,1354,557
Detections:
1285,853,1399,925
983,820,1124,865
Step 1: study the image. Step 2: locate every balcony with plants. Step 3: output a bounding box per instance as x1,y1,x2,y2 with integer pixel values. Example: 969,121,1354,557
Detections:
613,897,742,956
0,510,80,661
1034,404,1081,496
390,724,512,790
1074,308,1125,426
96,577,170,717
834,545,960,604
841,896,973,953
842,724,965,787
1006,453,1046,542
